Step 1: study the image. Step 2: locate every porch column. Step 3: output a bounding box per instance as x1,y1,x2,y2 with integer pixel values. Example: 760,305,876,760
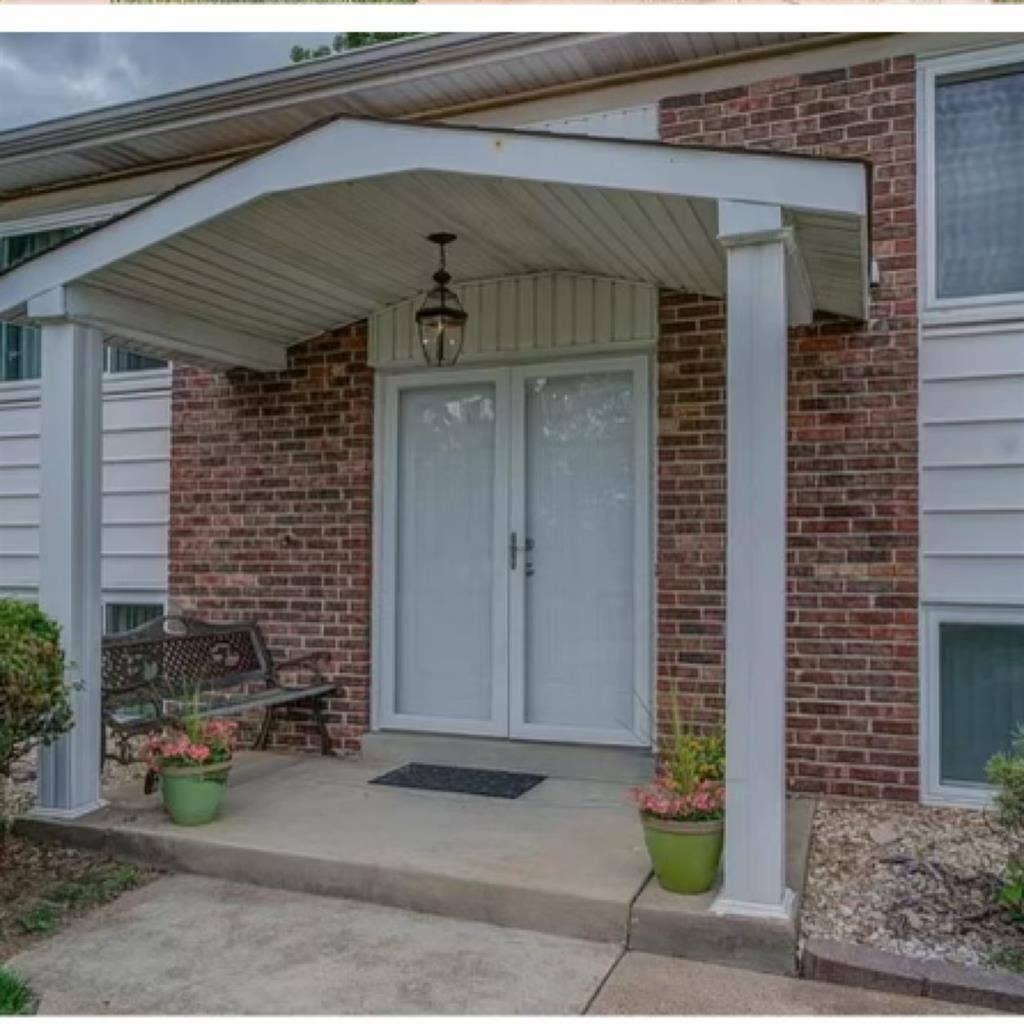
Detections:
714,201,792,919
35,318,105,817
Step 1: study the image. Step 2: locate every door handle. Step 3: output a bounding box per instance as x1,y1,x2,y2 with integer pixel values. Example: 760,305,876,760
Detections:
509,532,535,572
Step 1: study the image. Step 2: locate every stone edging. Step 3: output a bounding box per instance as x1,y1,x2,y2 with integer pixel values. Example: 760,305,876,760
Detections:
801,937,1024,1013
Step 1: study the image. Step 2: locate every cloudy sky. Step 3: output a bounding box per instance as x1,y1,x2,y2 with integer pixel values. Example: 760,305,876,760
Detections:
0,33,338,131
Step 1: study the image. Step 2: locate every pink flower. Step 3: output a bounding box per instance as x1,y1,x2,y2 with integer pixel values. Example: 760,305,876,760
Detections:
187,744,211,763
631,778,724,822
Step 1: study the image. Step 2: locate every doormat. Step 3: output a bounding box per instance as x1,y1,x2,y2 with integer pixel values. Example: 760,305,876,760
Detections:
369,762,546,799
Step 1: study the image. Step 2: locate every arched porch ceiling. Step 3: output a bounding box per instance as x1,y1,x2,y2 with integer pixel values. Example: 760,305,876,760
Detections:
0,115,869,371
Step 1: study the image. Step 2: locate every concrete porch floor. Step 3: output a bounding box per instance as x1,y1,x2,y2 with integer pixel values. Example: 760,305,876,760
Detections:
20,751,814,972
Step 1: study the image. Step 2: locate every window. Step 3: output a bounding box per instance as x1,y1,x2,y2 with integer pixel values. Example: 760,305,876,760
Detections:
0,324,40,382
931,57,1024,301
925,607,1024,804
104,603,164,636
103,347,166,374
940,622,1024,786
0,227,80,383
0,225,167,381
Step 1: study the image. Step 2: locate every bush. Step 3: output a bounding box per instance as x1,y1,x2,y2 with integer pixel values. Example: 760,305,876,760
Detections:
987,727,1024,935
0,965,35,1015
988,727,1024,842
0,599,73,834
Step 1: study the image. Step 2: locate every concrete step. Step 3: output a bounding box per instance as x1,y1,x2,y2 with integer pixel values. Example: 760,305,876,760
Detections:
18,753,650,946
360,731,654,784
626,796,816,976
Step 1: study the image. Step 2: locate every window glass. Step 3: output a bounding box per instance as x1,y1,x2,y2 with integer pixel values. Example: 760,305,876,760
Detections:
104,603,164,636
0,324,41,382
0,226,166,380
940,622,1024,784
104,346,166,374
935,64,1024,299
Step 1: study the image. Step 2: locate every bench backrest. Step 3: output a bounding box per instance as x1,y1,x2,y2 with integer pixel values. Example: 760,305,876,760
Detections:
102,615,274,706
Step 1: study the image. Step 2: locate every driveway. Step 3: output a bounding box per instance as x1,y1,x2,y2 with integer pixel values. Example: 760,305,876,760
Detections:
7,874,973,1015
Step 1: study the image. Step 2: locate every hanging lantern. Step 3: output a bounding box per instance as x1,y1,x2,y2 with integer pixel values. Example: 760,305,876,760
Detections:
415,232,468,367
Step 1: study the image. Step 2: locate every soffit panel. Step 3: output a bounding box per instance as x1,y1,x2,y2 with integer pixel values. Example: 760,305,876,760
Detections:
82,170,729,346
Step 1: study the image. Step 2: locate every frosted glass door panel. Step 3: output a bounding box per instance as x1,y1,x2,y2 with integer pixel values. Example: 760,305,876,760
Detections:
395,384,496,721
523,371,635,733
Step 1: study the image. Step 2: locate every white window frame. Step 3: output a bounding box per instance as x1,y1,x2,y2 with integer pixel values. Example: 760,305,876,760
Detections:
921,602,1024,807
918,42,1024,326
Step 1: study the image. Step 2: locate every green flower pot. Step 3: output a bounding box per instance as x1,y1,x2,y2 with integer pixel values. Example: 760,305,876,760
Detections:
641,813,724,894
159,762,232,826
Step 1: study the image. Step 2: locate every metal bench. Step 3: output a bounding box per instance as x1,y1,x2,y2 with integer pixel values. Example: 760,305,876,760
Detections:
101,615,338,763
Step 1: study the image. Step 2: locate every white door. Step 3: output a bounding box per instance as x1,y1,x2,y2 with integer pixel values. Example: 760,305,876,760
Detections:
376,357,650,746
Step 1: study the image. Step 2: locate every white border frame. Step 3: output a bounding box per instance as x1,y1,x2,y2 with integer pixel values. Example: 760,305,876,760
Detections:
371,350,655,749
921,602,1024,807
918,41,1024,326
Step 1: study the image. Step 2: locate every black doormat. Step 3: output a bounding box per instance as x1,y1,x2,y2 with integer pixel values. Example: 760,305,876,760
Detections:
369,762,546,799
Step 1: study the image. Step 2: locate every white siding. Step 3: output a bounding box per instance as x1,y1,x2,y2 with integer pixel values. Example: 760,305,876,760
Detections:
369,272,658,369
0,371,170,608
521,104,658,141
920,321,1024,606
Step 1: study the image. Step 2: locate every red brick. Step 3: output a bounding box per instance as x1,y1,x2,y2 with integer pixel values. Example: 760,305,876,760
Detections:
658,54,919,801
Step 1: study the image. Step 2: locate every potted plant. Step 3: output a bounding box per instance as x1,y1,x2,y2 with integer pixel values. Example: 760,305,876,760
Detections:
632,706,725,894
142,697,237,826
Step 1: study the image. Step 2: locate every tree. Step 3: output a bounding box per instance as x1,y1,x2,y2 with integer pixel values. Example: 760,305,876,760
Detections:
290,32,414,64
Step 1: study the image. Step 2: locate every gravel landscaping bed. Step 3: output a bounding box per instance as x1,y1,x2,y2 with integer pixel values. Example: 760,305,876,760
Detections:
9,745,148,812
800,799,1024,972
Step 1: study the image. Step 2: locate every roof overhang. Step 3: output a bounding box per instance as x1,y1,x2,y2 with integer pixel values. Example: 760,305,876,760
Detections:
0,33,835,198
0,115,870,371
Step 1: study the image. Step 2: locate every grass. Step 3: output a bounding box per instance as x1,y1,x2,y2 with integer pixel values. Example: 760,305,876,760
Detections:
988,945,1024,974
15,865,142,938
0,966,35,1015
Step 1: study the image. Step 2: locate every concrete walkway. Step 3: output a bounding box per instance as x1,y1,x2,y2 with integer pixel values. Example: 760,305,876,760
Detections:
8,874,974,1015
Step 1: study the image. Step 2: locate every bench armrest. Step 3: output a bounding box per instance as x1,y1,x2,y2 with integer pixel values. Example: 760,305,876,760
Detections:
273,651,329,686
274,651,325,671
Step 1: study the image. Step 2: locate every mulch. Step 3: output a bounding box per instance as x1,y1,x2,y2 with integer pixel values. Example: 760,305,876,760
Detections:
0,834,157,962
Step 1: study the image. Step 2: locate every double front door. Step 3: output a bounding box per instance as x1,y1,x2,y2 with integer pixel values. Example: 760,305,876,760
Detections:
376,356,650,746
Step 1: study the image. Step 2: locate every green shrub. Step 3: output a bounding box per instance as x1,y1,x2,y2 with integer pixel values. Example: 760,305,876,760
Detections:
988,727,1024,842
0,599,73,834
0,966,35,1015
987,728,1024,942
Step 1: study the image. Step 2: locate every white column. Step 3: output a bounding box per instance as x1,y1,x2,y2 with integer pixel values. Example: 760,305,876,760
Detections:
35,319,105,817
713,201,793,919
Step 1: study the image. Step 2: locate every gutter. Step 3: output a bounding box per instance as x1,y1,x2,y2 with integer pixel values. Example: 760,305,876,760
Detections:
0,34,587,160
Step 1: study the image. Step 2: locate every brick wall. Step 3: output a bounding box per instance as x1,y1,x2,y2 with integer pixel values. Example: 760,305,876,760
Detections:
656,56,920,800
168,324,373,753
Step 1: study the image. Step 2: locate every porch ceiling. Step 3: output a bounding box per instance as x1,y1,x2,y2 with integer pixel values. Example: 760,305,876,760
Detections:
0,116,870,371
